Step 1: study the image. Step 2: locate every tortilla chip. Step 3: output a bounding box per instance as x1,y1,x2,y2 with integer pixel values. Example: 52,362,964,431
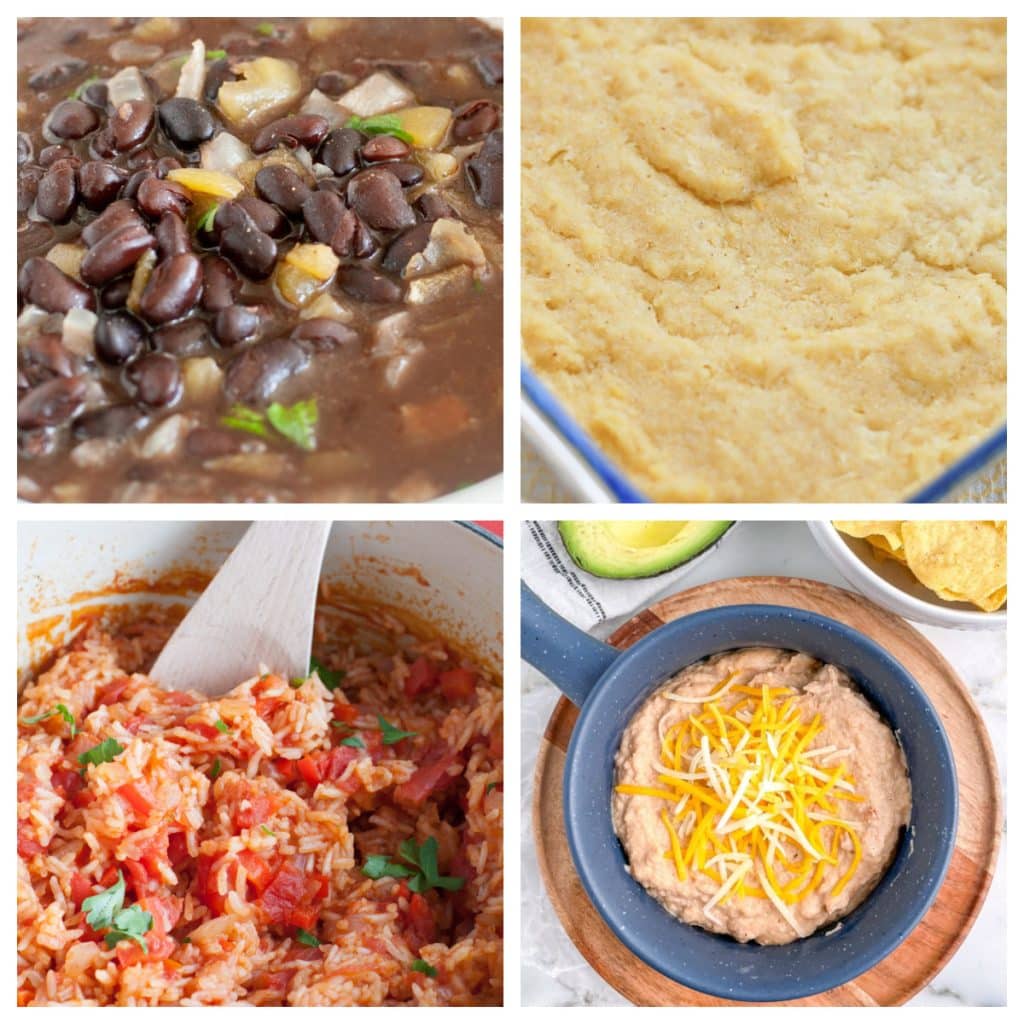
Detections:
833,521,906,562
901,521,1007,612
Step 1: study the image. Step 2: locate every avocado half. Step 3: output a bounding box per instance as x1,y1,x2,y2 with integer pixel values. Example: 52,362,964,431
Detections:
557,521,733,579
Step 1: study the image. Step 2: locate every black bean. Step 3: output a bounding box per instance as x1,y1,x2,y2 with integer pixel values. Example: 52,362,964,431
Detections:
186,427,241,458
125,352,183,407
78,160,127,211
346,168,415,231
252,115,329,154
110,100,155,152
81,81,109,110
376,160,424,187
314,176,347,198
233,196,289,238
127,147,159,170
319,127,362,177
473,50,503,87
337,265,402,304
35,159,78,224
89,124,117,160
94,310,147,365
46,99,100,140
381,222,433,275
224,337,310,405
81,199,145,247
17,376,88,429
204,58,237,104
255,164,312,216
219,215,277,280
152,317,211,357
19,257,96,313
466,130,502,209
18,166,43,214
214,304,262,347
28,58,88,92
73,403,150,440
301,189,346,246
123,169,152,200
314,70,352,97
19,333,83,380
201,255,241,311
415,192,455,222
451,99,500,141
291,317,359,353
155,155,183,178
17,133,33,166
360,134,411,163
155,211,191,259
137,176,192,219
99,277,133,308
39,145,76,167
80,222,155,286
158,97,216,149
138,252,204,323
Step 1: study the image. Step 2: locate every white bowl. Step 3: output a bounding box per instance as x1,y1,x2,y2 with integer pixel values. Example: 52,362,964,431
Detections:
807,521,1006,632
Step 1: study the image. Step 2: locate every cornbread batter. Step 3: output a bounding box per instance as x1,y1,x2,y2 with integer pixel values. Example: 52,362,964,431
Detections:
522,19,1006,500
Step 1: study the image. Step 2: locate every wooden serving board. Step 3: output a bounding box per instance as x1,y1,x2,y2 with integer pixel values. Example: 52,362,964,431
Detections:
532,576,1002,1007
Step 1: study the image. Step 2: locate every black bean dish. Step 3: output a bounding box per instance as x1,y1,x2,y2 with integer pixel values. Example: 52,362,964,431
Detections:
18,18,503,502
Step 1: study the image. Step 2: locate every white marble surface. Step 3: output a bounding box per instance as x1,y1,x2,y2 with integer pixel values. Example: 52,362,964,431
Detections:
520,522,1006,1006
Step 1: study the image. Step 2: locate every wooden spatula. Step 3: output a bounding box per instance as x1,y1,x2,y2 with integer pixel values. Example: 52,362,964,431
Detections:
151,521,331,696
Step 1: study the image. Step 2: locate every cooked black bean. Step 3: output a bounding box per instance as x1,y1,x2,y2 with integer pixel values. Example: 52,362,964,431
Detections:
99,277,133,308
158,97,216,149
360,135,411,163
152,317,211,357
466,130,502,209
346,168,416,231
218,214,278,280
255,164,312,216
123,169,151,200
46,99,100,140
314,70,352,97
36,159,78,223
80,222,155,286
127,147,159,170
155,211,191,259
451,99,500,141
18,133,33,166
203,57,237,104
18,166,43,213
291,317,359,353
73,403,150,440
224,337,310,405
78,160,127,211
39,145,76,167
154,156,183,178
319,127,362,177
214,304,262,347
415,192,455,222
81,199,145,247
201,255,241,311
137,176,192,219
338,265,403,304
381,222,433,275
28,58,88,92
185,427,241,458
301,190,346,247
94,310,147,365
233,196,289,238
110,99,155,152
80,81,108,110
19,333,83,380
376,160,424,187
473,49,503,87
252,115,329,154
125,352,182,407
138,252,204,323
19,257,95,313
18,376,88,429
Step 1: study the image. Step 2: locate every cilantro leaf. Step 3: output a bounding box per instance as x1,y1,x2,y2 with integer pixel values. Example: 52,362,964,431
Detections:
396,837,465,893
213,718,230,735
105,929,148,952
295,928,320,947
361,854,415,880
78,737,125,768
257,22,276,37
20,703,77,736
310,657,344,691
330,719,354,729
260,824,275,836
339,736,365,749
377,715,417,746
289,677,306,689
82,870,126,930
196,202,220,233
206,49,227,61
113,904,153,937
221,404,270,439
346,114,414,144
266,398,318,452
410,959,438,977
209,758,222,781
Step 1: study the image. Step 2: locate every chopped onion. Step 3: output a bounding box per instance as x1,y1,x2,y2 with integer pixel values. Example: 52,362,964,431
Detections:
299,89,348,128
199,132,252,174
70,438,121,469
107,66,151,106
61,308,98,357
17,305,50,341
110,40,162,65
176,39,206,100
140,414,192,459
372,312,425,388
404,219,487,280
338,72,415,117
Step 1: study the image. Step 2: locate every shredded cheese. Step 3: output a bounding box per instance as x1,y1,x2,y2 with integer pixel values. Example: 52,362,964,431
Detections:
616,671,866,935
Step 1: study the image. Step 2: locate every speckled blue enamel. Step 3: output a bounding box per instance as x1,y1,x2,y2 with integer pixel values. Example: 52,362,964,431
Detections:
528,599,958,1002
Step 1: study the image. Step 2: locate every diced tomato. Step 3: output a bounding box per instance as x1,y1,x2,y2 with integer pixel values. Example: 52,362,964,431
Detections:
99,865,120,888
316,746,359,781
190,721,222,742
488,727,503,759
273,758,298,784
196,854,226,915
115,932,176,968
17,820,43,858
70,872,93,908
96,677,133,705
117,781,156,817
405,656,439,698
51,768,84,804
66,732,100,762
296,756,323,786
256,969,296,994
122,858,152,896
395,748,461,806
167,832,189,869
140,895,182,935
122,715,147,735
361,730,387,763
260,862,307,926
439,668,477,702
162,690,194,707
233,794,277,830
402,892,436,951
331,701,359,725
238,850,274,895
256,697,285,720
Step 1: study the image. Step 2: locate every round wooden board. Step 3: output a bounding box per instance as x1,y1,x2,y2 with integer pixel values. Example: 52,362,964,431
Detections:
532,576,1002,1007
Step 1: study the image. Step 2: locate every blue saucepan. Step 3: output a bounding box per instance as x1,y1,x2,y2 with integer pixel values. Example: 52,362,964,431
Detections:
521,584,958,1001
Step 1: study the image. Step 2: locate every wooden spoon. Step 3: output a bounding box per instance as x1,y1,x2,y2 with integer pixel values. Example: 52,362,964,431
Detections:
151,521,331,696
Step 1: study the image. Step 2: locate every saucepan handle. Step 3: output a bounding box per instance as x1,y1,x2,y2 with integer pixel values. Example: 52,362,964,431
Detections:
520,582,620,707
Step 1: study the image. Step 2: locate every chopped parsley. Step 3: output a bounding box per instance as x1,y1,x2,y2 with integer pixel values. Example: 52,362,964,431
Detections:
377,715,417,746
207,49,228,61
346,114,413,144
310,657,344,691
361,837,465,893
81,870,153,952
20,703,77,736
213,718,230,735
339,736,365,749
295,928,320,948
77,737,125,768
260,824,276,837
410,959,438,977
221,399,318,451
196,202,220,233
257,22,276,37
209,759,222,781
